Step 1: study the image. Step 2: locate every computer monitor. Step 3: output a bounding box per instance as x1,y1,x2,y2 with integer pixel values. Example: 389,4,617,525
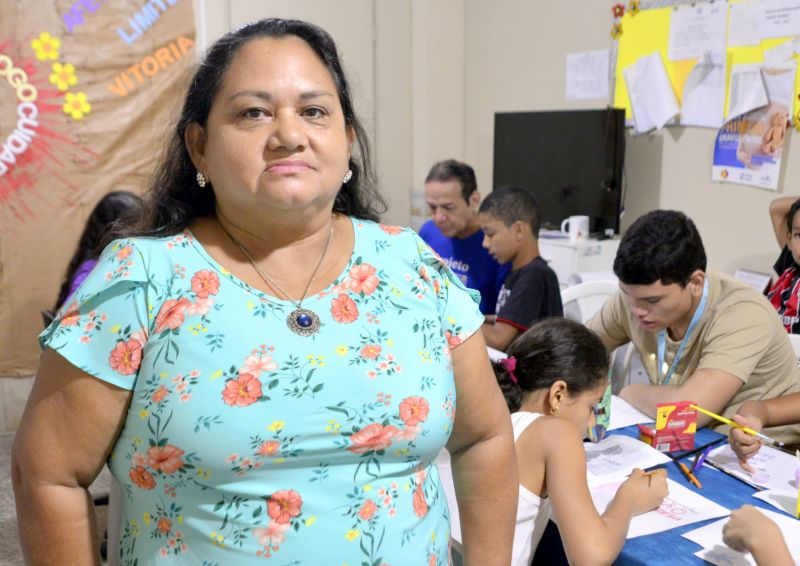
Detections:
492,108,626,234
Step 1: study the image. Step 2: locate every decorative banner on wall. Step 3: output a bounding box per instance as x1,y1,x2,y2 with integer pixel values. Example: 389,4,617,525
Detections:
0,0,196,375
712,64,796,190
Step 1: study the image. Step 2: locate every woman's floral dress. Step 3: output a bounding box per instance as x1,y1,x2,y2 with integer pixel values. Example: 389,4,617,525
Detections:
40,217,484,565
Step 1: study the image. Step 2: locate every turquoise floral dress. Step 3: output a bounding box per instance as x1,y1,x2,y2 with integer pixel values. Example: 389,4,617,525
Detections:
40,217,483,565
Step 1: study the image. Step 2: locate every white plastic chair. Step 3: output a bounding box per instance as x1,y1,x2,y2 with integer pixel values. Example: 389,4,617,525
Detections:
560,280,620,324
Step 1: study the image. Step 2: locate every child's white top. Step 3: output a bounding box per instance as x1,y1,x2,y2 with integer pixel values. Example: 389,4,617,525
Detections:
511,411,552,566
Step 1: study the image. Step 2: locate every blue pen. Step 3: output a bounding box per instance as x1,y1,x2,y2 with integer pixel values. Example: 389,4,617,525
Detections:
692,445,713,475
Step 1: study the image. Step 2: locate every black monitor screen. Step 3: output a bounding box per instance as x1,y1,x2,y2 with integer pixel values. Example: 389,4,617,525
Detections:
492,109,625,234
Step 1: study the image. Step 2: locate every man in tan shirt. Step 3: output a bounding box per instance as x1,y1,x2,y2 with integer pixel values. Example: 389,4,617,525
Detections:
587,210,800,444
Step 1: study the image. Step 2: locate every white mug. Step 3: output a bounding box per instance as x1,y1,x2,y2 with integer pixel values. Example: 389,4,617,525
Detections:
560,215,590,241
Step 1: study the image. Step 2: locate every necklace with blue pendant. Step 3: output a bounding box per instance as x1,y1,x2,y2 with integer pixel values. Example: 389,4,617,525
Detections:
219,218,333,337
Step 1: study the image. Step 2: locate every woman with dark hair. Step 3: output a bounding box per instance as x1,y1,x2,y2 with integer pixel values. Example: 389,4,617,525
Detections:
14,19,516,564
54,190,144,310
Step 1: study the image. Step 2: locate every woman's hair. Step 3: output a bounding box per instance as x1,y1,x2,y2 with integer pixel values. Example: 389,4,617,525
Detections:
55,191,144,309
131,18,385,237
492,318,609,413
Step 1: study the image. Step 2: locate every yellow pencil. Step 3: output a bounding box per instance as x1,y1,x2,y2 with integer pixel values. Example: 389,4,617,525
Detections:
689,404,785,448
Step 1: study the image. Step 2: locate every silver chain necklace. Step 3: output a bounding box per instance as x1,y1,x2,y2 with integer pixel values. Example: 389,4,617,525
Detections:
218,219,333,337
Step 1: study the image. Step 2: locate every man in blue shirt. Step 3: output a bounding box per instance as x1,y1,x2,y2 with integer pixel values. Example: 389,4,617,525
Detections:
419,159,510,315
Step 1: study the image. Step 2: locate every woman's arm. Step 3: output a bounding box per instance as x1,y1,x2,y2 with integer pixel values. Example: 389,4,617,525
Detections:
541,418,667,566
769,196,796,249
446,331,517,566
12,348,132,565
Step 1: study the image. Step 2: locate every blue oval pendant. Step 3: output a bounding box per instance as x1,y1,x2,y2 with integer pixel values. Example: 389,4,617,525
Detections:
287,308,321,337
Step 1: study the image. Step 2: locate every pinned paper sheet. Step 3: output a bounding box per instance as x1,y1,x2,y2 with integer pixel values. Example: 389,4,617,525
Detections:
566,48,610,101
584,433,672,480
706,444,800,492
728,64,768,119
763,40,796,66
590,478,729,538
681,50,726,128
728,1,763,47
608,395,652,431
624,52,680,133
668,2,727,61
760,0,800,40
683,507,800,566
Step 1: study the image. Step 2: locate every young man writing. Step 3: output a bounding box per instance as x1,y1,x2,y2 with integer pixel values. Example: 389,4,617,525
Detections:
586,210,800,444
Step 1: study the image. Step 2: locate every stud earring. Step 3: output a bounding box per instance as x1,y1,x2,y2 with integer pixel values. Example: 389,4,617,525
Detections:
342,169,353,184
196,171,207,188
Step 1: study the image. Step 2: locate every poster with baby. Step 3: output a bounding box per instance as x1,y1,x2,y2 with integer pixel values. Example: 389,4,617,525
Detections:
711,63,795,190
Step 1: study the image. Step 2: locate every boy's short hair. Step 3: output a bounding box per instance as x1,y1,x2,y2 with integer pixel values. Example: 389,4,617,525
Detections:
425,159,477,202
614,210,706,287
478,186,540,234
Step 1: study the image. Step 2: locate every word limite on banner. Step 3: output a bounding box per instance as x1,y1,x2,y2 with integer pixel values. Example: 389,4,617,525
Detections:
117,0,181,45
107,36,193,97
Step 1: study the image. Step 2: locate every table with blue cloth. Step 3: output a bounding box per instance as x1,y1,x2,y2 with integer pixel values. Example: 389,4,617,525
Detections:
533,425,797,566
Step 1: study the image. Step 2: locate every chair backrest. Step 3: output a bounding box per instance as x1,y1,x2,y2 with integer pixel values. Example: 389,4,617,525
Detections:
560,280,619,324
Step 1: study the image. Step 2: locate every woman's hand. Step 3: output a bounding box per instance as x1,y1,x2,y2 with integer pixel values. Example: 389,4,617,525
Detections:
728,414,764,473
615,468,668,516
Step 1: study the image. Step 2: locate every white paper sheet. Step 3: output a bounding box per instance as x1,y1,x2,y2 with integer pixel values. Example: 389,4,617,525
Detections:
706,444,800,492
584,434,672,480
752,488,799,515
681,50,726,128
624,52,680,134
728,65,768,119
684,507,800,566
669,2,727,61
566,48,610,101
608,395,652,431
590,478,730,538
728,1,763,47
760,0,800,39
764,40,796,66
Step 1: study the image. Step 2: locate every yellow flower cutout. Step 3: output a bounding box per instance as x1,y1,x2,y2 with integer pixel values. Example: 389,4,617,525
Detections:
611,23,623,39
32,32,61,61
629,0,640,15
63,91,91,120
49,62,77,91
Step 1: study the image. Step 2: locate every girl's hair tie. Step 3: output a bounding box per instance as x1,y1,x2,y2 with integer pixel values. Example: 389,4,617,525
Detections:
502,356,519,385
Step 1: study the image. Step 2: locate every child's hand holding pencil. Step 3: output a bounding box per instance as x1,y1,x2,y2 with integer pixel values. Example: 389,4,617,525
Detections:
728,413,766,474
616,468,669,516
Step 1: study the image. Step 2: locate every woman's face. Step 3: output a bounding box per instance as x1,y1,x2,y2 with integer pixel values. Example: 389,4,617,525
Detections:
190,36,353,216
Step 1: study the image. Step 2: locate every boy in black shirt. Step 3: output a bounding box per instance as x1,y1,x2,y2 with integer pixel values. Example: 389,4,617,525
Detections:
479,186,563,351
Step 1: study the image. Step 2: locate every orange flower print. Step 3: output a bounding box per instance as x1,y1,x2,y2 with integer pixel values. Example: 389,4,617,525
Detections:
413,484,428,518
358,499,377,520
418,265,430,282
346,263,380,295
154,297,192,333
129,465,156,490
157,517,172,535
360,344,382,359
151,385,169,404
116,245,133,261
443,330,461,349
257,440,281,457
60,310,80,327
190,270,220,299
399,396,430,427
253,521,289,548
429,554,437,566
267,489,303,524
146,444,185,474
379,224,403,235
348,423,400,454
222,373,263,407
108,339,143,375
331,293,359,323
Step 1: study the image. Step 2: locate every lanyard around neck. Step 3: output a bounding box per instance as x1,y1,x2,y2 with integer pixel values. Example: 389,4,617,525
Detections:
657,278,709,386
